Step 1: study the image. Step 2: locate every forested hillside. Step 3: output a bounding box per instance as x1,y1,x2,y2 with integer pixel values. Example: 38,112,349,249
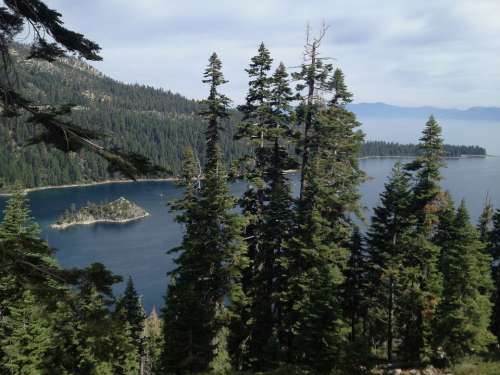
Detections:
360,141,486,157
0,45,485,192
3,2,500,373
0,44,244,190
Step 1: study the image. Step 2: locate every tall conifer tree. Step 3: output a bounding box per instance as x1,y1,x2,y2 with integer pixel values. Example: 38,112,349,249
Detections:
366,163,414,361
285,45,364,372
435,201,494,360
116,277,145,354
343,226,368,345
487,210,500,343
231,44,295,371
402,116,445,362
478,195,494,243
160,54,246,374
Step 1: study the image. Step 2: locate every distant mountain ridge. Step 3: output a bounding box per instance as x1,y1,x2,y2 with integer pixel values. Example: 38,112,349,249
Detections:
0,44,489,192
349,102,500,122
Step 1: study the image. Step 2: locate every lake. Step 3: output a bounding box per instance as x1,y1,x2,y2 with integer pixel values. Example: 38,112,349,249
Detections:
1,157,499,312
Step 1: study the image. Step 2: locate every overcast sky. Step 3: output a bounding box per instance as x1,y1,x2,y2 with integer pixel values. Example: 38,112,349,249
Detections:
42,0,500,108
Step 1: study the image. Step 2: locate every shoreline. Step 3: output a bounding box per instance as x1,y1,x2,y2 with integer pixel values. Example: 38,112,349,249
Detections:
50,212,150,230
358,154,489,160
0,155,491,196
0,177,178,197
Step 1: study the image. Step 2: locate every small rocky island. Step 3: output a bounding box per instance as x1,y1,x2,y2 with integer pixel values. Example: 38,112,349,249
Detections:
52,197,149,229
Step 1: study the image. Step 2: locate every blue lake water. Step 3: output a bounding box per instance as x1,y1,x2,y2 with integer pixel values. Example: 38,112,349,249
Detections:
1,157,500,312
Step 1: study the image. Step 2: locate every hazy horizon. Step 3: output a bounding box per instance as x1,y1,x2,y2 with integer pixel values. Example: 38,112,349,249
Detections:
42,0,500,109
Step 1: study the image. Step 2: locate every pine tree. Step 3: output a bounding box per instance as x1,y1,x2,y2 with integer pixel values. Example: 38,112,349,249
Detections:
232,44,274,370
478,194,494,243
343,226,368,345
160,54,247,374
285,45,364,372
0,187,64,370
435,200,494,360
1,291,54,374
0,188,40,240
78,286,140,375
487,209,500,343
329,68,353,107
292,26,334,200
232,48,296,370
116,276,145,352
400,116,445,362
1,1,165,180
366,162,414,361
406,115,445,233
144,307,162,375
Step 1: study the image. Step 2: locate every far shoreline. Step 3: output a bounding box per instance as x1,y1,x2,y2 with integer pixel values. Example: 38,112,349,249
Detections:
0,177,178,197
0,154,492,197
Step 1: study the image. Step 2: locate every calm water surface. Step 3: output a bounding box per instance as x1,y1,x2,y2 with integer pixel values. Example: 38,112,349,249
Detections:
1,157,499,311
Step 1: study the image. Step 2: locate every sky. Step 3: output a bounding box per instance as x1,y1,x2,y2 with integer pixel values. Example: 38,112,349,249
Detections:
41,0,500,108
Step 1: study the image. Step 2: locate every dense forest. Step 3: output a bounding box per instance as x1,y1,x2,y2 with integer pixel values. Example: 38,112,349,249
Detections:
0,45,485,193
2,1,500,375
0,44,244,190
360,141,486,158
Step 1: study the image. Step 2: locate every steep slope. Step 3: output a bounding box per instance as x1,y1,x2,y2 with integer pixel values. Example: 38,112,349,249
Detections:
0,45,488,192
0,44,244,190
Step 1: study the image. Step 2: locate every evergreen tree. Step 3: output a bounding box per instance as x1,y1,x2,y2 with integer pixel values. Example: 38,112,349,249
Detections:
406,115,445,233
78,286,140,375
116,276,146,354
0,188,40,240
343,226,368,345
329,68,353,107
160,54,247,374
292,26,334,200
1,1,164,180
487,209,500,343
400,116,445,363
144,307,162,375
285,44,364,372
1,291,54,374
231,47,296,370
435,201,494,360
478,194,494,243
232,44,274,370
366,163,414,361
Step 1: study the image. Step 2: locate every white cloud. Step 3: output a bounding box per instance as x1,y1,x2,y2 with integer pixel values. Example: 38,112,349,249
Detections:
44,0,500,108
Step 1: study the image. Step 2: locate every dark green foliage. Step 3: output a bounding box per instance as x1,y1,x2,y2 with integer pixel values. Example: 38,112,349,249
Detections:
329,68,353,107
0,189,140,374
343,227,369,348
0,46,484,192
487,210,500,343
284,36,365,372
435,200,494,360
478,195,494,243
2,16,498,372
400,116,445,362
116,277,146,349
161,54,247,374
366,163,414,361
405,115,445,233
230,45,296,371
0,44,245,192
360,141,486,158
1,1,165,180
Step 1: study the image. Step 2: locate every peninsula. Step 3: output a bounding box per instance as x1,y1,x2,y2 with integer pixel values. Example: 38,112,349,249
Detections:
51,197,149,229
